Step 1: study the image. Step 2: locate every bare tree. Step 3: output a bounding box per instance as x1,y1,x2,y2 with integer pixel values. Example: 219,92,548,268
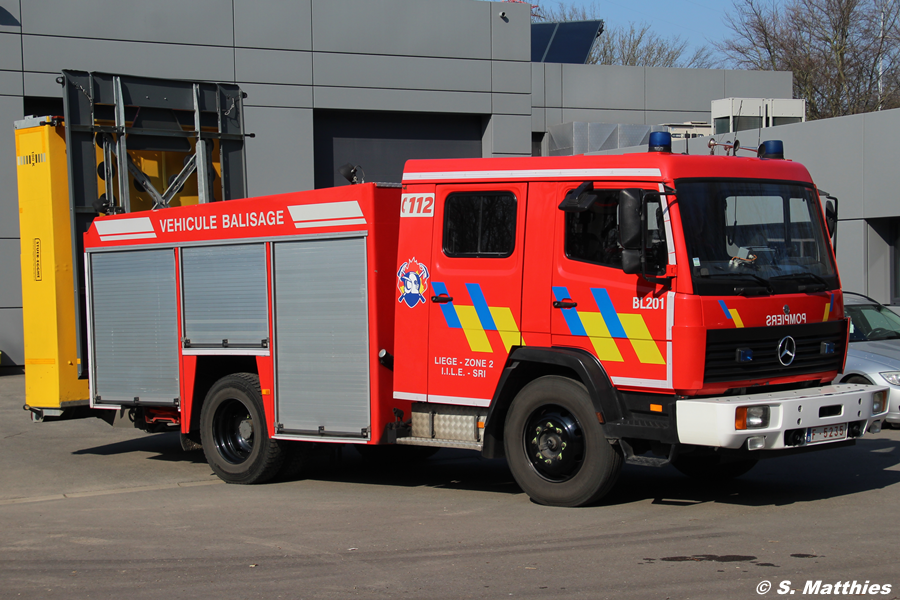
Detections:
719,0,900,119
533,1,717,68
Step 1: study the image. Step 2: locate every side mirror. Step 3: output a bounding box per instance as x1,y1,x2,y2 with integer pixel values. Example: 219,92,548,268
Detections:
618,189,642,250
622,249,642,274
825,199,837,238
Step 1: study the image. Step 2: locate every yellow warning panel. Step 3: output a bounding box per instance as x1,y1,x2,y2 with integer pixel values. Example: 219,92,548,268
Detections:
15,119,89,408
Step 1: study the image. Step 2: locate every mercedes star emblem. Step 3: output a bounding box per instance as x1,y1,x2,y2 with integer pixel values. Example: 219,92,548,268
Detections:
777,336,797,366
783,305,790,315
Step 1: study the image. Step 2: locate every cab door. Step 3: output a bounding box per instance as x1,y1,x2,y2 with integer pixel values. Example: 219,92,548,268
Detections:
427,183,527,407
550,182,671,389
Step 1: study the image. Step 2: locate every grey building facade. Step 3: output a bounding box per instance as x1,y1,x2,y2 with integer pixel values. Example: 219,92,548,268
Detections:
0,0,792,368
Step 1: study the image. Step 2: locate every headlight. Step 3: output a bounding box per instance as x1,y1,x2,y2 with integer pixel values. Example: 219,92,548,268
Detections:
880,371,900,386
735,405,770,430
873,390,888,414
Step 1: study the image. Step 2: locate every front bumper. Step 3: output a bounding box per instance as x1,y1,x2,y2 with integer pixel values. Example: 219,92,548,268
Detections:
676,384,889,450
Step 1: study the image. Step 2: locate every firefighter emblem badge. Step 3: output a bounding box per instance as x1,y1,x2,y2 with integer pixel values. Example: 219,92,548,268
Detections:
397,258,429,307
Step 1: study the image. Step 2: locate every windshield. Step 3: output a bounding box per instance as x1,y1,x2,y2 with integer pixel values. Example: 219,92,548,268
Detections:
677,179,838,296
846,303,900,341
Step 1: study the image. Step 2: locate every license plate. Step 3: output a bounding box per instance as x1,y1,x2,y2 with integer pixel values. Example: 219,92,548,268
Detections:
807,423,847,444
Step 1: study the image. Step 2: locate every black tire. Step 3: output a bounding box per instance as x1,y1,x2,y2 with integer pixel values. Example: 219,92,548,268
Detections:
200,373,283,484
843,375,872,385
504,376,622,507
672,455,757,480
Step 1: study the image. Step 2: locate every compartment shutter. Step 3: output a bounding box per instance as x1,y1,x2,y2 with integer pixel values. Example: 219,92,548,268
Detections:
182,244,268,347
90,249,179,404
273,236,370,437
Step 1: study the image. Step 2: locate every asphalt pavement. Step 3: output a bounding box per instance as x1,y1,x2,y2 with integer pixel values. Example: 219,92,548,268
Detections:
2,373,899,599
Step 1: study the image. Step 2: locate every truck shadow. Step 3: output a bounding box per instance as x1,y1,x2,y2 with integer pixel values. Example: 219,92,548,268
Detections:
603,435,900,508
72,432,900,507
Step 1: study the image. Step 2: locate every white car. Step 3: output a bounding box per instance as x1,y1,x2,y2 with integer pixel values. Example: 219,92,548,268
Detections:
836,293,900,428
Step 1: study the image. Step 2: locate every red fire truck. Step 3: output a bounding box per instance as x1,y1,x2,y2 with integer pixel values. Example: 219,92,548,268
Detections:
77,133,888,506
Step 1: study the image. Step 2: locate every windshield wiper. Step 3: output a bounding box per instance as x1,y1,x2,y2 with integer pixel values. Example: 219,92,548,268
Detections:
699,272,774,296
769,272,829,292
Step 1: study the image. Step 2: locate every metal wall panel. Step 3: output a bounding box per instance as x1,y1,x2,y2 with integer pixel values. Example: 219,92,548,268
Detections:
22,71,60,98
544,63,562,107
243,107,315,195
0,95,22,238
273,236,370,436
493,61,531,95
492,92,531,115
489,114,531,154
22,36,235,82
311,0,491,59
862,110,900,219
561,108,646,126
0,69,22,96
724,69,793,99
182,244,268,347
313,86,492,115
20,0,233,46
90,249,178,404
645,67,725,112
835,219,867,294
313,53,491,92
239,84,312,109
233,0,311,51
490,1,530,61
0,308,23,366
0,238,21,308
0,33,21,71
234,48,312,86
561,64,644,110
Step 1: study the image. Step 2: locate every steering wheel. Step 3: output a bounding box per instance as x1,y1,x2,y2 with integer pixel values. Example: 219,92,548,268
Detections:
867,327,896,340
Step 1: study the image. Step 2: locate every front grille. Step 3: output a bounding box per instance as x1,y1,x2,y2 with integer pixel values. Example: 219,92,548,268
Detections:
704,320,846,383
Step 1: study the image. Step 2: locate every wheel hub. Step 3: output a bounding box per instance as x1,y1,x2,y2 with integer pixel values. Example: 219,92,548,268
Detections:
525,408,584,482
238,419,253,441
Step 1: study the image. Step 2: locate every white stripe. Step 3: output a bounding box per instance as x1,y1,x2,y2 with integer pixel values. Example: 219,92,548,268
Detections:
658,183,677,266
402,168,662,181
288,201,364,224
95,217,154,236
611,376,672,390
294,218,367,229
99,232,157,242
394,391,427,402
427,394,492,407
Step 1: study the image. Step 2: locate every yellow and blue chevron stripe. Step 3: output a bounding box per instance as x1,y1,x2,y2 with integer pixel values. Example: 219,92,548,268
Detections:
553,286,665,364
822,293,834,321
432,282,523,353
718,300,744,328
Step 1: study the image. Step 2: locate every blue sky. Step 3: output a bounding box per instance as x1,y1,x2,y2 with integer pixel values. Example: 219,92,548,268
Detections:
548,0,737,51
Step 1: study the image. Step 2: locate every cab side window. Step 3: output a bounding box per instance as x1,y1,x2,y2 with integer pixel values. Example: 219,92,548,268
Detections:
564,190,622,269
443,192,516,258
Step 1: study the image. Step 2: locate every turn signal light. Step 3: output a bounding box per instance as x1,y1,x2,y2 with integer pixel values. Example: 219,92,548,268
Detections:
873,390,888,414
735,405,770,430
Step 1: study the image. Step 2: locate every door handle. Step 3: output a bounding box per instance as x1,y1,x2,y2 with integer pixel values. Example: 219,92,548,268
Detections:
553,300,577,309
432,295,453,303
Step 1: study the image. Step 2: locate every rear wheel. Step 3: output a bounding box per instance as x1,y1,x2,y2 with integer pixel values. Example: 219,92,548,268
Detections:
200,373,283,484
504,376,622,507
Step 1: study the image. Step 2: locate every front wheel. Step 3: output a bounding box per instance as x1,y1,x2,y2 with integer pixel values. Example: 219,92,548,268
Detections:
504,376,622,507
200,373,283,484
